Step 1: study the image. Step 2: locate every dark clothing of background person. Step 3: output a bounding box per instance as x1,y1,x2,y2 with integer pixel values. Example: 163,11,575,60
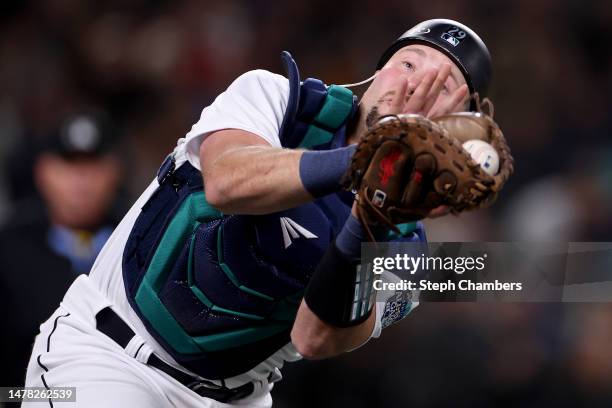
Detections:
0,199,118,388
0,111,124,389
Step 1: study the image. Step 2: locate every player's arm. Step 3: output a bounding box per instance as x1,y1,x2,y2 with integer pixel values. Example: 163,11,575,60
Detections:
291,298,376,360
291,203,379,359
199,129,354,215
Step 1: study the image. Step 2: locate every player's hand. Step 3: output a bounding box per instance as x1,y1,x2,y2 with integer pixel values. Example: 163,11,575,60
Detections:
371,64,469,119
426,82,469,118
406,65,469,118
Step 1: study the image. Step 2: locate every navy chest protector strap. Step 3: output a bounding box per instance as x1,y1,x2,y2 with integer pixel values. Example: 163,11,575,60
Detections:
279,51,357,150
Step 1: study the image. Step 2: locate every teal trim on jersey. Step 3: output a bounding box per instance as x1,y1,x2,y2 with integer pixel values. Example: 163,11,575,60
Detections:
387,222,418,240
397,222,417,236
216,224,275,301
299,85,353,149
186,231,265,321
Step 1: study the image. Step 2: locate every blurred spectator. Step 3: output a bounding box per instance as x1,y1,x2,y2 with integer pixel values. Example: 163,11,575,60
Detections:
0,111,124,387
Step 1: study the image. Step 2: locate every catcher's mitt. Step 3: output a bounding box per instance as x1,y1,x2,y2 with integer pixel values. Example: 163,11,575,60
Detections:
345,100,513,239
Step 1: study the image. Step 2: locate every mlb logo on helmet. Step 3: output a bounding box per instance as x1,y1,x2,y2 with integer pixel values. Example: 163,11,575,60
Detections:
441,32,460,46
441,25,467,47
376,19,493,109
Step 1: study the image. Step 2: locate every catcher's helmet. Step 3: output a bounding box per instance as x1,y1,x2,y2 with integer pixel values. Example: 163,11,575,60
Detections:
377,19,492,103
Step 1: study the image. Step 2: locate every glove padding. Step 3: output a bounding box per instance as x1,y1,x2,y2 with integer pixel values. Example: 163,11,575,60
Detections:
345,108,514,238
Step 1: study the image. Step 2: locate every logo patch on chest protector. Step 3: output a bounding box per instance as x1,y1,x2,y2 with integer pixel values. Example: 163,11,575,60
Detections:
280,217,318,248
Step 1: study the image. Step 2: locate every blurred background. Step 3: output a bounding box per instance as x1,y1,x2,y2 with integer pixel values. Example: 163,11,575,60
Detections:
0,0,611,406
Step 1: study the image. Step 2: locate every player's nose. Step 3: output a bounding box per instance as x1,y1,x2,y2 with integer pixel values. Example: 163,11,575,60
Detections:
406,67,438,90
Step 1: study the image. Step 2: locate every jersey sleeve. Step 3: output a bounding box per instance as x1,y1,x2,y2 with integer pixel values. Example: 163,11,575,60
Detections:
183,69,290,170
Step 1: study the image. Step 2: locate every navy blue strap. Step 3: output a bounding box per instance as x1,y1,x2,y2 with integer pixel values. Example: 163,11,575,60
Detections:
297,79,327,122
278,51,356,150
157,154,176,185
279,51,301,148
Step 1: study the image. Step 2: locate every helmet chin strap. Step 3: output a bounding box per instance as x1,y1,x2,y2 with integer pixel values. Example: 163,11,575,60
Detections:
338,72,378,88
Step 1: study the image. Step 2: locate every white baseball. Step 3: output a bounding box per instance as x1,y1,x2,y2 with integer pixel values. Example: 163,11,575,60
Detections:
462,139,499,176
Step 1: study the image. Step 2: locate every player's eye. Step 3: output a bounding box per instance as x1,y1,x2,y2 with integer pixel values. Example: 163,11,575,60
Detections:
402,61,414,71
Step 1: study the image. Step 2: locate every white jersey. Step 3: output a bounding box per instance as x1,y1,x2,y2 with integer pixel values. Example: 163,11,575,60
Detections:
86,70,301,387
26,70,403,405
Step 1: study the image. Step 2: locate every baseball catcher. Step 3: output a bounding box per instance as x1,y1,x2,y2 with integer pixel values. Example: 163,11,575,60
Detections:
23,19,512,407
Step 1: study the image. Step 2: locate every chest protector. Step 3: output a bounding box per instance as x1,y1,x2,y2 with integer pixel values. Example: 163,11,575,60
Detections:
122,52,425,380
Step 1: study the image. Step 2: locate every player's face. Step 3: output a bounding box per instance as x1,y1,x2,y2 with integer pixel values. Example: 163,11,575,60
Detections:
362,44,469,126
35,153,122,229
385,44,467,97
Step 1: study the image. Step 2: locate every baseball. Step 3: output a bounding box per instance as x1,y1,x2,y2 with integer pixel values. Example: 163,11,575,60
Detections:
462,139,499,176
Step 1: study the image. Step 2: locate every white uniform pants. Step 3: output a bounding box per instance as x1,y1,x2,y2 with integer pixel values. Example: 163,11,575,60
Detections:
23,275,273,408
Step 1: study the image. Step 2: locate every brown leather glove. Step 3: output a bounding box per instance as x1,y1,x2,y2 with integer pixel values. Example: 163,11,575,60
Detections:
345,102,514,239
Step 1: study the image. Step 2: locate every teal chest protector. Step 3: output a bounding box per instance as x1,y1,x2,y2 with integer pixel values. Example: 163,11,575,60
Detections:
121,52,359,379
